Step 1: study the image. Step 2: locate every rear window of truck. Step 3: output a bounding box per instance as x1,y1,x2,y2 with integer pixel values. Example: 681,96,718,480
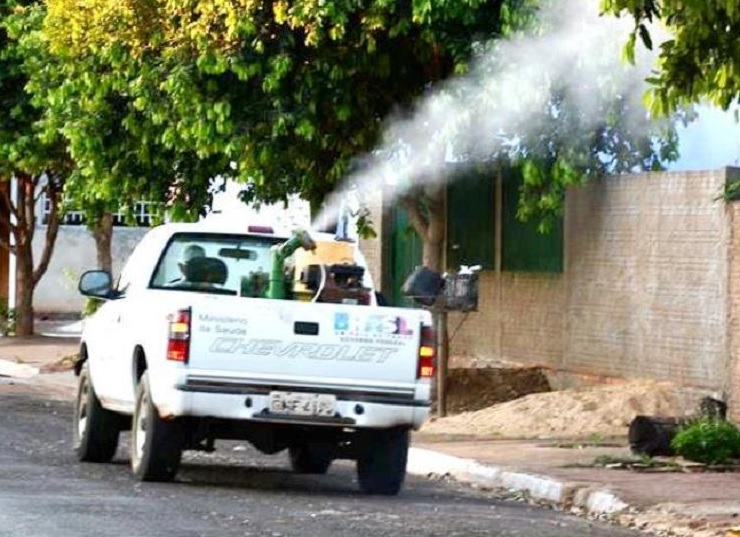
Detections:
149,233,282,297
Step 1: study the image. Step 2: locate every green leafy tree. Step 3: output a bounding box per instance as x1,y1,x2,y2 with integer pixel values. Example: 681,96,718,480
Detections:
45,0,679,272
0,1,69,336
509,88,682,233
602,0,740,114
43,0,548,272
36,1,232,274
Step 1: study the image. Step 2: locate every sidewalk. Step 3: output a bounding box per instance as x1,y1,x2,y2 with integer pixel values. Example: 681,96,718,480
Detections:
0,325,80,400
0,331,738,537
409,435,740,537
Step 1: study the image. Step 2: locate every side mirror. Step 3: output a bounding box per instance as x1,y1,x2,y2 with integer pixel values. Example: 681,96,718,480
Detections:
79,270,113,299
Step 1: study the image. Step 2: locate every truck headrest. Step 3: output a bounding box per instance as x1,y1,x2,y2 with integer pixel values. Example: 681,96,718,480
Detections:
183,257,228,285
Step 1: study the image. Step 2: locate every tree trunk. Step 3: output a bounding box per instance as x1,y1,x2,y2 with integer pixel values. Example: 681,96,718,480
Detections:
92,212,114,274
435,310,449,417
6,173,63,337
422,220,444,273
14,247,34,337
400,187,449,416
13,174,35,337
400,187,446,273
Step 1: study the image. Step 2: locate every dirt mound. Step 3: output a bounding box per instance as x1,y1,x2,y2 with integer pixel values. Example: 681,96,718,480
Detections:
423,379,688,439
442,367,551,414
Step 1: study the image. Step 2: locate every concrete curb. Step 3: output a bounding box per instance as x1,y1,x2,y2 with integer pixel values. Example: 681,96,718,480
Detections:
407,447,628,515
0,358,39,379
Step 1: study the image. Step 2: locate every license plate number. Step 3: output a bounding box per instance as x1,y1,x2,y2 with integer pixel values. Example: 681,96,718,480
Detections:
268,391,336,417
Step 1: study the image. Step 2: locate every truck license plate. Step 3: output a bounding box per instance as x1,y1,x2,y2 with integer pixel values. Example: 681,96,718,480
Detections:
268,392,336,417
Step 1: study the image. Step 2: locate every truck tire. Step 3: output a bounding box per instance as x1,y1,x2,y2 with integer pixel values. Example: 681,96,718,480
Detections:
289,443,333,474
74,361,120,462
356,428,409,495
131,371,183,482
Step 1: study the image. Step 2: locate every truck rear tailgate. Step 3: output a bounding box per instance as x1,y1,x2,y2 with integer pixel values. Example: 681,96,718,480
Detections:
187,298,428,387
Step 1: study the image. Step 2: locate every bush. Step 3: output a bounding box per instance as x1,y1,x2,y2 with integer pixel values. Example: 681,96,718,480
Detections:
671,418,740,465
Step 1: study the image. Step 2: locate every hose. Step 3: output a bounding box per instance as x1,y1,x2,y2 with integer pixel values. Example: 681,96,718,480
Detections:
311,264,327,303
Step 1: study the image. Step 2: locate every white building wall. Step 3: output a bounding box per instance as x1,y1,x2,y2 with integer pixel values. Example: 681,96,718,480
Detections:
28,181,332,314
32,226,146,314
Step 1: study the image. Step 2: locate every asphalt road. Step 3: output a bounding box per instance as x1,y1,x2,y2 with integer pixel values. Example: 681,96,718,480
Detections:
0,389,640,537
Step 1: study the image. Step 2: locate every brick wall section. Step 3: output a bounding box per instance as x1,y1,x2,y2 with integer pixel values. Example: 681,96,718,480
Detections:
501,273,565,367
363,169,740,413
449,169,733,401
448,272,503,368
725,170,740,421
565,170,730,389
449,272,565,369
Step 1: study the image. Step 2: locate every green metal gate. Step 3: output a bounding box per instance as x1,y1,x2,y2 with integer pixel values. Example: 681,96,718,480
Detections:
385,206,422,307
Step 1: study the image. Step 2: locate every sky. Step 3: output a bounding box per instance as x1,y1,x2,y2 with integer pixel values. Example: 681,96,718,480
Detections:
671,105,740,170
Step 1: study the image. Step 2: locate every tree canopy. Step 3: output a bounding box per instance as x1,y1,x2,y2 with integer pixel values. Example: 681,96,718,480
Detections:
602,0,740,114
44,0,538,213
0,0,71,335
31,0,229,225
35,0,682,273
0,0,66,179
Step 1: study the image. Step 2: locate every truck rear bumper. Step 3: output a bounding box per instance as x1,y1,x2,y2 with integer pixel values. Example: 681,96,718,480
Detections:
156,384,430,430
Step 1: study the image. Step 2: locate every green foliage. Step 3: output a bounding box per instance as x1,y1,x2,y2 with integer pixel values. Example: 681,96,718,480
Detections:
0,1,68,178
43,0,538,214
514,99,680,231
721,180,740,202
5,1,226,228
356,207,377,240
0,302,16,336
82,297,103,318
0,1,72,336
602,0,740,113
671,418,740,465
29,0,681,253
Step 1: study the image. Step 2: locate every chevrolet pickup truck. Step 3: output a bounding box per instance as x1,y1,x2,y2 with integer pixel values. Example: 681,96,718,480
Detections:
73,221,435,495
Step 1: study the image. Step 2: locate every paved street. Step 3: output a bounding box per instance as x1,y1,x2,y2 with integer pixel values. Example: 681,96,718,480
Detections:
0,390,640,537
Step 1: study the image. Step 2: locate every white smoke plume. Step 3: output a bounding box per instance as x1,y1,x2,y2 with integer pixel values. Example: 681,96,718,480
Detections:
312,0,667,231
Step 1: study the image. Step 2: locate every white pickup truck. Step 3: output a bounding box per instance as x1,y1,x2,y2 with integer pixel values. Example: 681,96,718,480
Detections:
73,221,435,495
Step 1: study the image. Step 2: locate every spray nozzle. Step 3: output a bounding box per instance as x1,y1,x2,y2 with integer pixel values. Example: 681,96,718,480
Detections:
295,229,317,252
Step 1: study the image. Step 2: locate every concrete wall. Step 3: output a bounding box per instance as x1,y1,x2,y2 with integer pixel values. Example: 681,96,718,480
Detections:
449,272,565,369
565,170,730,389
449,169,736,404
726,172,740,421
32,226,146,313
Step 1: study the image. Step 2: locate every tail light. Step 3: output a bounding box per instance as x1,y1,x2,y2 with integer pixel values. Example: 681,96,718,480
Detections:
167,308,191,363
417,325,436,379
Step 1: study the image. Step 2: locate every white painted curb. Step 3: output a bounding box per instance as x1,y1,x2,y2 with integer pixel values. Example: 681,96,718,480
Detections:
0,358,39,379
407,447,629,516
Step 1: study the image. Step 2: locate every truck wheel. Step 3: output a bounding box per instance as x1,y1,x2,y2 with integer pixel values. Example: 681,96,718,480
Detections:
131,371,183,482
356,428,410,495
289,443,333,474
74,362,120,462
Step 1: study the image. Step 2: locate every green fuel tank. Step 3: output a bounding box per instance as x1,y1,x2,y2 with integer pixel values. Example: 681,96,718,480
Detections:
267,229,317,300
